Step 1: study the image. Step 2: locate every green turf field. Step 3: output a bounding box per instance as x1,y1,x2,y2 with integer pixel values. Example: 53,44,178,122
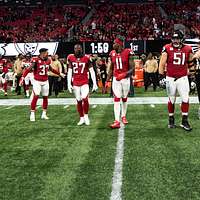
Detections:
0,104,200,200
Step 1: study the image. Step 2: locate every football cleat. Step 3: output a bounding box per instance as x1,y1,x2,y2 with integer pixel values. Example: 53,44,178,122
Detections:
30,112,35,122
122,116,128,124
84,115,90,126
168,116,176,128
41,112,49,120
180,115,192,131
110,120,120,129
77,117,85,126
4,92,7,96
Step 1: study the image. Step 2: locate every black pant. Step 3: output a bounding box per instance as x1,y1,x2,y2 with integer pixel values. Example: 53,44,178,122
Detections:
49,76,59,96
144,72,157,91
195,71,200,103
16,75,22,95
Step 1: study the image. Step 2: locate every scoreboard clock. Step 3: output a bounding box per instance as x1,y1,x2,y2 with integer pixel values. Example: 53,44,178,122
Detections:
85,42,112,55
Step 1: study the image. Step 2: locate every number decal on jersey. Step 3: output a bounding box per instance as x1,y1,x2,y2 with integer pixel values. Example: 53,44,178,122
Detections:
173,53,186,65
39,65,46,75
72,62,86,74
116,57,123,69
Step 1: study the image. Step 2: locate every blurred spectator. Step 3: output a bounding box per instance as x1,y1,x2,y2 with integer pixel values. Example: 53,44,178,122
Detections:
144,53,158,91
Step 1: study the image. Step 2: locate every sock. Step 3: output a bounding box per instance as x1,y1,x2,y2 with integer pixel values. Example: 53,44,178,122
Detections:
43,96,48,110
114,97,121,122
83,97,89,114
122,98,128,117
181,102,189,116
31,94,39,111
168,100,175,116
77,100,84,117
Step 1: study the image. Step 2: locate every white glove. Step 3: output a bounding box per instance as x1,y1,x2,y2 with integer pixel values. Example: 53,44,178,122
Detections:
68,84,73,93
92,84,98,92
60,72,65,78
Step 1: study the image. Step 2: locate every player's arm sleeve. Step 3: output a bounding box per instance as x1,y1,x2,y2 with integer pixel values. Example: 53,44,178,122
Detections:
67,60,73,86
89,62,97,86
159,46,168,75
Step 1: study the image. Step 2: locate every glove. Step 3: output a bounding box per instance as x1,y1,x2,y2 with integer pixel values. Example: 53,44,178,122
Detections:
92,84,98,92
68,84,73,93
19,77,25,86
116,72,127,81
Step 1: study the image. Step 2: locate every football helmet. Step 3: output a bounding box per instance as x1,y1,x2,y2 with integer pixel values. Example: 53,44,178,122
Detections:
171,30,184,48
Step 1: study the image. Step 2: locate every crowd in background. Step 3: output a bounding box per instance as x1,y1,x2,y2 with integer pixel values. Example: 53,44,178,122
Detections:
0,1,199,43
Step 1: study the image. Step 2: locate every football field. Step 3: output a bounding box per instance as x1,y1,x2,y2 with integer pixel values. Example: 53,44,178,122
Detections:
1,100,200,200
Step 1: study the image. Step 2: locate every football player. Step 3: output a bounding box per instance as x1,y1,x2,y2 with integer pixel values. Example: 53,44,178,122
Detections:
159,30,194,131
67,44,98,126
106,36,135,129
0,53,9,96
20,48,65,121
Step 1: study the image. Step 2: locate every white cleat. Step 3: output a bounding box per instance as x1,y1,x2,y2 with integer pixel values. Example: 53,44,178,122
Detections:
84,115,90,126
30,112,35,122
41,113,49,120
77,117,85,126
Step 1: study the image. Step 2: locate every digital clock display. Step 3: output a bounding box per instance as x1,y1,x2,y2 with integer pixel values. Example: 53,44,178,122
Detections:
85,42,112,55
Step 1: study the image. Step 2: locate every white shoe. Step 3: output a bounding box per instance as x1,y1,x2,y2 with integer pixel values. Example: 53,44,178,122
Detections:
84,115,90,126
41,112,49,120
30,112,35,122
77,117,85,126
26,90,30,97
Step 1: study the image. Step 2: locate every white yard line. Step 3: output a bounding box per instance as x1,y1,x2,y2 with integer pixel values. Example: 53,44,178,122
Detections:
0,97,198,106
64,105,70,109
110,124,125,200
5,105,15,110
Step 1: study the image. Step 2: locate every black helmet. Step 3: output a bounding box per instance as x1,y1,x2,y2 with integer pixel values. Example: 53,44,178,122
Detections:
171,30,184,48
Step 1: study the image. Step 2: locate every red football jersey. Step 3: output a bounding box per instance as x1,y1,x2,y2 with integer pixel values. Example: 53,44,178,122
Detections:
109,48,133,78
162,44,193,78
0,58,8,73
31,57,51,82
67,54,91,86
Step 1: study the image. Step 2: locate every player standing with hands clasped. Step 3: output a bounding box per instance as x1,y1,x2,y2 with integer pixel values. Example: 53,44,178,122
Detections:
106,36,135,129
67,44,98,126
159,30,194,131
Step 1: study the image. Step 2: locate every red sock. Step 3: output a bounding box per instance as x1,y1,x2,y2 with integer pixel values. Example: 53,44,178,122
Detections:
43,96,48,110
83,97,89,114
181,102,189,114
77,100,84,117
31,94,39,111
168,100,175,115
3,82,7,92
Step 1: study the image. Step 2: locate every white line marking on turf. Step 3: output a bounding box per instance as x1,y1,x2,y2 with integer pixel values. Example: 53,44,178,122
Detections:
110,124,125,200
92,105,97,108
0,97,199,106
5,105,15,110
64,105,69,109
